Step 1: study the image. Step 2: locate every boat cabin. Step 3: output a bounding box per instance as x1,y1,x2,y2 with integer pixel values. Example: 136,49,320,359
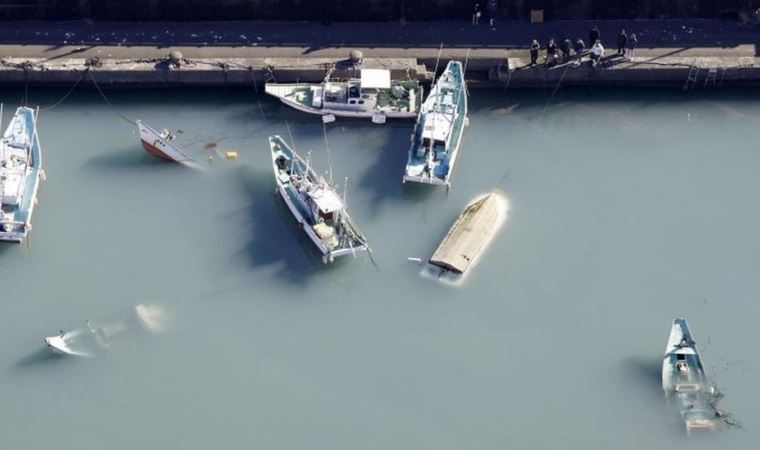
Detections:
306,185,343,225
321,69,392,111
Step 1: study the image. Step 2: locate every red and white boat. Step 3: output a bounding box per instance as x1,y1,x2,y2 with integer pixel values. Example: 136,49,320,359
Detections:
136,120,202,168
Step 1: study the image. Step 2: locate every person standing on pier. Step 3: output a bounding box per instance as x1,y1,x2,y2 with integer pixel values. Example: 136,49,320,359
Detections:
530,39,540,65
472,3,482,25
574,38,585,66
487,0,498,28
617,29,628,56
589,26,600,49
626,33,638,59
546,38,558,67
561,38,572,63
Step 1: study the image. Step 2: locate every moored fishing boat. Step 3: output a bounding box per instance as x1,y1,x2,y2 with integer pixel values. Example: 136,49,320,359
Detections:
0,106,43,243
265,69,422,122
403,61,468,188
269,135,369,263
136,120,202,168
662,318,723,434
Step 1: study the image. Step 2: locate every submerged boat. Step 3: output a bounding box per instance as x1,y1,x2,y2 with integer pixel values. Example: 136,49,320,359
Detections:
662,318,722,434
0,106,43,243
265,69,423,122
136,120,201,167
45,304,167,357
403,61,468,188
269,135,369,263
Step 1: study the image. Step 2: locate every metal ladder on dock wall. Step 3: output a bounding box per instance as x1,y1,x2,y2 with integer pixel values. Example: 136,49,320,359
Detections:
684,66,700,90
704,68,718,88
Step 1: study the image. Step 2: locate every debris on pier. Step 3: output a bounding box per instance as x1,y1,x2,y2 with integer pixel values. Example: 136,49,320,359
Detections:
429,191,508,276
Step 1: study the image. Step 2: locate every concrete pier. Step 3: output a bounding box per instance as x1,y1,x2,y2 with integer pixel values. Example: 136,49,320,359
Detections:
1,19,759,89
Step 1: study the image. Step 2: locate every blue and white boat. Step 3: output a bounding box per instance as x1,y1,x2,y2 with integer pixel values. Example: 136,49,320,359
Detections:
403,61,468,188
662,318,722,434
0,106,43,242
269,135,369,263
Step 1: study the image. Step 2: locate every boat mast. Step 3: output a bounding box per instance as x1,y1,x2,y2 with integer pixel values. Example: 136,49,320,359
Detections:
322,120,333,185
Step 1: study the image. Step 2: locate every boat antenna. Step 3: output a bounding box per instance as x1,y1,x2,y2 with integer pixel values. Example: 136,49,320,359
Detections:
285,119,296,150
462,48,471,97
432,42,444,80
0,103,4,137
323,120,333,184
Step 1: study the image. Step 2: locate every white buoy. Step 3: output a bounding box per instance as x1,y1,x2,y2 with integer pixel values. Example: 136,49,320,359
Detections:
407,257,423,264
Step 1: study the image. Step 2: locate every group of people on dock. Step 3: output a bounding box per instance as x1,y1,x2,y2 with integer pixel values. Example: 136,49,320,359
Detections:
472,1,499,28
529,27,638,68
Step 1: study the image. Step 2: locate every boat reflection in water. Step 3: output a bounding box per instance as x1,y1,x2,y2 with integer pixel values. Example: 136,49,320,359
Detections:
44,304,167,357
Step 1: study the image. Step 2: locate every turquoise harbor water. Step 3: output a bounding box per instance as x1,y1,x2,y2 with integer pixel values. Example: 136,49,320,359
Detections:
1,87,758,449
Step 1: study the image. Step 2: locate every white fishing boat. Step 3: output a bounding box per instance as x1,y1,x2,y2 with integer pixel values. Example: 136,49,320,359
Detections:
269,135,369,263
662,318,721,434
0,106,43,243
136,120,201,168
403,61,468,188
265,69,423,122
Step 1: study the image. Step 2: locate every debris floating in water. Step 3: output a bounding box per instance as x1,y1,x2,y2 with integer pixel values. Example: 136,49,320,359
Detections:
204,142,218,150
407,257,422,264
225,151,238,160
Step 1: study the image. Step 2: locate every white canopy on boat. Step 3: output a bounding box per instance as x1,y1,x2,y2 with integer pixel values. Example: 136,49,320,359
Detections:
310,186,343,214
360,69,391,89
422,112,453,142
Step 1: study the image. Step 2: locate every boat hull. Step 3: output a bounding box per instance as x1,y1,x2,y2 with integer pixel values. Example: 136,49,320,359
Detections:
275,96,418,119
269,135,368,263
0,106,43,243
136,120,202,168
404,61,468,188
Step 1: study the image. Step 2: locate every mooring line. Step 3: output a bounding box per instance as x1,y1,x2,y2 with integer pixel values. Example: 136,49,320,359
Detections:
40,68,90,112
88,71,136,126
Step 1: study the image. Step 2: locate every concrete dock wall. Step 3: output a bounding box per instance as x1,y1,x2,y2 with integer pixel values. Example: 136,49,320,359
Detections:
2,54,759,90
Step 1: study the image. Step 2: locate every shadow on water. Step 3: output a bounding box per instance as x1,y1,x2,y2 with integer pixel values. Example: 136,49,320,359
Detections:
84,145,172,171
357,124,442,212
235,163,330,285
621,356,666,403
12,348,69,372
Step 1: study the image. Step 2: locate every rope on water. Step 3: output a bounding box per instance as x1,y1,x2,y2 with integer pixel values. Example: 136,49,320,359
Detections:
88,71,136,126
39,68,90,112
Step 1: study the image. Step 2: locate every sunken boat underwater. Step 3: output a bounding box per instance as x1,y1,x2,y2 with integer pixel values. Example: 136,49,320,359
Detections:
269,135,369,263
404,61,468,188
428,191,507,278
662,318,729,435
0,106,43,243
265,69,422,122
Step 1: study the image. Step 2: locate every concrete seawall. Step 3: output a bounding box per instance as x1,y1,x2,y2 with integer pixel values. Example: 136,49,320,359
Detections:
2,52,759,90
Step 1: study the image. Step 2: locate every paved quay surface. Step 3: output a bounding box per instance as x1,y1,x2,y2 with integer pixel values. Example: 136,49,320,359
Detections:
1,19,759,88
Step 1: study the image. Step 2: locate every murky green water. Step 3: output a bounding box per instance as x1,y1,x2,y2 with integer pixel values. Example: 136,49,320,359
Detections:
1,86,757,449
